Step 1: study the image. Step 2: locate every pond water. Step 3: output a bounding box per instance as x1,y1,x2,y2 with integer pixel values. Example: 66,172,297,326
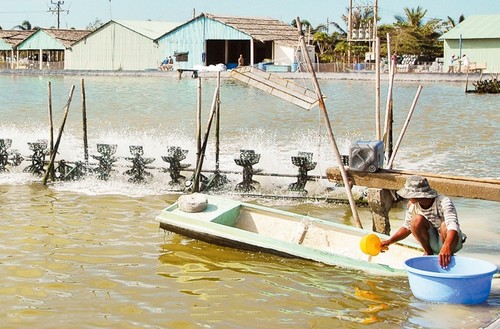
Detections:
0,73,498,328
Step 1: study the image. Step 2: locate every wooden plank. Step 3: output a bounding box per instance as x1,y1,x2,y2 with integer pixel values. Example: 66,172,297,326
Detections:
326,167,500,202
252,68,318,99
232,68,317,105
230,67,319,110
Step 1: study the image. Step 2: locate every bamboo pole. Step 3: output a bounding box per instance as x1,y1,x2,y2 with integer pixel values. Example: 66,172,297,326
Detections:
193,77,202,191
47,81,55,181
193,84,220,192
386,33,392,76
387,85,423,169
42,85,76,185
374,1,380,140
348,0,352,66
215,72,221,173
375,37,381,140
383,34,395,162
82,79,89,164
296,18,362,229
197,77,202,157
465,70,469,93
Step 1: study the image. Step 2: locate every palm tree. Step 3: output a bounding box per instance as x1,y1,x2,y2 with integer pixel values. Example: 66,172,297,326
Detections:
313,31,333,56
291,19,312,31
391,6,444,58
330,21,347,35
446,15,465,28
13,20,32,30
444,15,465,31
340,2,375,30
395,6,427,28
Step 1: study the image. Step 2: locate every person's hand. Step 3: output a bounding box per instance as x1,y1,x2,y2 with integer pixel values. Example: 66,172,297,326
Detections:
380,240,390,252
439,244,453,268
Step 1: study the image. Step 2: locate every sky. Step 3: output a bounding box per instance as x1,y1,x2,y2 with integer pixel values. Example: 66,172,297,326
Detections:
1,0,500,30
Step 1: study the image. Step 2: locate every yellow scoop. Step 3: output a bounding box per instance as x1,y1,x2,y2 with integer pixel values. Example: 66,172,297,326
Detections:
360,234,385,256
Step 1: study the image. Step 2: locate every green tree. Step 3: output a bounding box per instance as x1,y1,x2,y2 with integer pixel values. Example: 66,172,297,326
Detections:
291,18,312,31
12,20,40,30
87,18,104,31
313,31,333,55
391,6,444,58
13,20,32,30
341,1,374,30
292,19,337,60
394,6,427,28
444,15,465,31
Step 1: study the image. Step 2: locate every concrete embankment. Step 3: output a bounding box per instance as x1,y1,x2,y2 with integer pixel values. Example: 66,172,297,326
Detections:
0,68,484,83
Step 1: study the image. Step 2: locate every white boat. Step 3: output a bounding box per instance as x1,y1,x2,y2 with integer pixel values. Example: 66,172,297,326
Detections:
156,194,423,275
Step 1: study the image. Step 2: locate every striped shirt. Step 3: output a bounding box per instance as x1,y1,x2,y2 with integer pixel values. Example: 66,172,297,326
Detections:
403,195,460,232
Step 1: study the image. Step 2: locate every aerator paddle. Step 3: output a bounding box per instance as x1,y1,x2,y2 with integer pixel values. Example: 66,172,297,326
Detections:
360,234,387,256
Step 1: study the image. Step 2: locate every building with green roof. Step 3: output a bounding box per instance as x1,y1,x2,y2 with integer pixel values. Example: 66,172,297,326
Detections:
0,30,35,69
17,29,90,69
440,14,500,73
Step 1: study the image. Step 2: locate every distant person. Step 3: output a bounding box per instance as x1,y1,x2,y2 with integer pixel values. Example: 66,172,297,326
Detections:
237,54,244,67
160,56,173,71
159,57,168,70
447,54,456,73
460,54,470,73
381,175,466,268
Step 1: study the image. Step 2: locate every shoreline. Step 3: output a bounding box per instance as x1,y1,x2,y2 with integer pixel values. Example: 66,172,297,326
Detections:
0,68,484,82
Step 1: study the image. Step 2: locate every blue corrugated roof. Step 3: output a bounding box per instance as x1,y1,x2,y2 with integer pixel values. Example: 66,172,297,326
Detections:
440,14,500,40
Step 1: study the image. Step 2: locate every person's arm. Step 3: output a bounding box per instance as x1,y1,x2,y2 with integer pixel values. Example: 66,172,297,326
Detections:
439,229,458,267
437,196,460,267
381,226,412,248
439,196,459,232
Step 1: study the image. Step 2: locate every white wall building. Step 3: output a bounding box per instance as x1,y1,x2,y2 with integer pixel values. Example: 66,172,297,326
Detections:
65,20,181,70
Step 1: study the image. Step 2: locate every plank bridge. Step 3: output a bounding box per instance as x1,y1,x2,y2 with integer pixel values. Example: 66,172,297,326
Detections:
326,167,500,202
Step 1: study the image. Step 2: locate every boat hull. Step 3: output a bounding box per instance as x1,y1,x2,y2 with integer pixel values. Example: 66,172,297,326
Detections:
157,194,423,275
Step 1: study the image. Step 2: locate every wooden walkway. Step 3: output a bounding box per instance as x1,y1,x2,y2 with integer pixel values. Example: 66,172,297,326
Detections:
230,66,320,110
326,168,500,202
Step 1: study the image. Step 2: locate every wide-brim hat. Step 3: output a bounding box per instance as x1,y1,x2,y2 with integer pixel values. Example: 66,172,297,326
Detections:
397,175,437,199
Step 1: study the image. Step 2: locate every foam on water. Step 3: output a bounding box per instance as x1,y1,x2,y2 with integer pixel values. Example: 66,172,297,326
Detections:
1,123,353,198
1,75,498,193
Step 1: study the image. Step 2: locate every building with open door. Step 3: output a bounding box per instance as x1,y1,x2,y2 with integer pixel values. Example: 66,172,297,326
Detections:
156,13,304,70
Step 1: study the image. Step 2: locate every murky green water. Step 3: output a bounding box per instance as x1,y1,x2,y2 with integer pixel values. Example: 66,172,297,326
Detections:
0,74,498,328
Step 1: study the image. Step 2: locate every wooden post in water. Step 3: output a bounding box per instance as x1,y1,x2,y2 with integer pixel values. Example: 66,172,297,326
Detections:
42,85,76,185
193,78,202,192
387,85,422,169
384,33,395,162
215,72,221,174
296,18,362,229
374,0,381,140
375,37,381,140
47,81,55,181
193,83,220,192
82,79,89,164
465,70,469,93
197,77,202,157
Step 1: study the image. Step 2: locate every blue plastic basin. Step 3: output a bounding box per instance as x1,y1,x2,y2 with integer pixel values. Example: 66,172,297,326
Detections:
405,256,498,304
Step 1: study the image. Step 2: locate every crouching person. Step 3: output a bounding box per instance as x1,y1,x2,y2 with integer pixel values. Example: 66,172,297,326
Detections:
381,175,466,268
